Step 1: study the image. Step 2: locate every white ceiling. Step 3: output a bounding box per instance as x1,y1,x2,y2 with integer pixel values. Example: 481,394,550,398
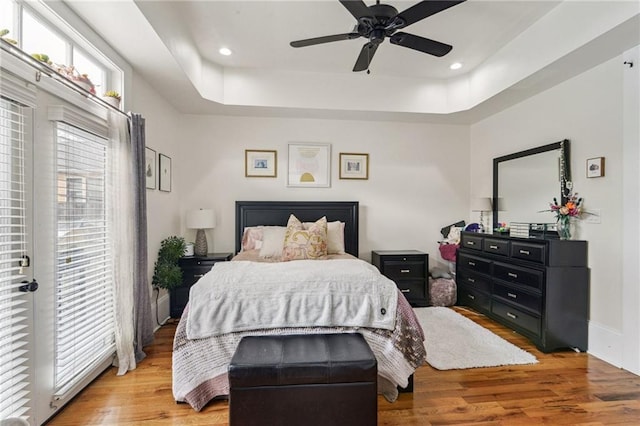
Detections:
64,0,640,123
183,0,557,79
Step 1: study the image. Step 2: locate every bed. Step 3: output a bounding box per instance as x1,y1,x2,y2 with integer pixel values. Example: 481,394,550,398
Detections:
172,201,427,411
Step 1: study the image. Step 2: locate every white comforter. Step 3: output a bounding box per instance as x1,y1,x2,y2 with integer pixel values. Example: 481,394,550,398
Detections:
186,259,398,339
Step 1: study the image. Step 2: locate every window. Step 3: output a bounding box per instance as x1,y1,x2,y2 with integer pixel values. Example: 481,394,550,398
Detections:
1,0,122,98
22,7,67,66
0,97,31,420
54,122,114,396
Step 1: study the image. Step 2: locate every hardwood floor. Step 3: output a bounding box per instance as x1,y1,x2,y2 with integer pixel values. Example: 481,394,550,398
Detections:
46,307,640,425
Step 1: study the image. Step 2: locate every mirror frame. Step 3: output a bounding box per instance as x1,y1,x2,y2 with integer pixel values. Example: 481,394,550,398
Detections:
492,139,571,230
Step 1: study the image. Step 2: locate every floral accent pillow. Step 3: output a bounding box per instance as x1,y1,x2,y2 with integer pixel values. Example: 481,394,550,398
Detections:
282,215,328,261
303,220,345,254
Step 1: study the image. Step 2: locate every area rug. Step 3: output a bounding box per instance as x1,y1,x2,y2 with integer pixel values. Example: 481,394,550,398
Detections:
414,307,538,370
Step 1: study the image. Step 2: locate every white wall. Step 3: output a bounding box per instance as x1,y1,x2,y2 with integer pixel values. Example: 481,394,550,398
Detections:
175,115,469,264
470,56,629,366
131,71,183,324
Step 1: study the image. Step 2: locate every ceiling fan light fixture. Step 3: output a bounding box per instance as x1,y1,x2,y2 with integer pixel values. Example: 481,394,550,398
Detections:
219,47,232,56
450,62,462,70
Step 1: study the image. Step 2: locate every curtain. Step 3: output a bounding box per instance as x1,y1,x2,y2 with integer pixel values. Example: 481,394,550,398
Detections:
129,113,154,362
109,111,152,375
109,110,136,374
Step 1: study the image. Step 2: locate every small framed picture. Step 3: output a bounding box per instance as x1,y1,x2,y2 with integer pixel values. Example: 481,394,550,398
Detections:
245,149,277,177
145,147,156,189
339,153,369,180
586,157,605,178
159,153,172,192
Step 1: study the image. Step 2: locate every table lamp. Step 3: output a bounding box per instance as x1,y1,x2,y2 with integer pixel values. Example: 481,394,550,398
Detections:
471,197,492,232
186,208,216,256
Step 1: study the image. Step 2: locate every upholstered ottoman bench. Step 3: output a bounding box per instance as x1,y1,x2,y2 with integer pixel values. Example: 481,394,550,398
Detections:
228,333,377,426
430,277,457,307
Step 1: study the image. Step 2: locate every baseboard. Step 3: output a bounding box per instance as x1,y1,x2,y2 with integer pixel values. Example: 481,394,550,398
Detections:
588,320,623,368
152,291,171,332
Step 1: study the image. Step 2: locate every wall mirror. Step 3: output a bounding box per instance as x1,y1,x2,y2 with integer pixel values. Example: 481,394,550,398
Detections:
493,139,571,229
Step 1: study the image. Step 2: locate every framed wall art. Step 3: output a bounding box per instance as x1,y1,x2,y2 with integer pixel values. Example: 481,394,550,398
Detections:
287,143,331,188
159,153,172,192
339,153,369,180
245,149,277,177
145,147,156,189
586,157,605,178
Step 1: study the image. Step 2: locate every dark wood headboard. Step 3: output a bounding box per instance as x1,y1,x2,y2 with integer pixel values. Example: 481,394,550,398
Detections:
235,201,359,256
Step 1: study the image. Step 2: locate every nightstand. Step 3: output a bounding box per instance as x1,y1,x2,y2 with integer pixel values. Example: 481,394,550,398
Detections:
171,252,233,318
371,250,429,307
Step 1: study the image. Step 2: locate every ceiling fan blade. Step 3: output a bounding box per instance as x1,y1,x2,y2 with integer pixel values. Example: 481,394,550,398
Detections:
390,32,452,57
395,1,466,28
290,33,360,48
339,0,374,21
353,42,379,72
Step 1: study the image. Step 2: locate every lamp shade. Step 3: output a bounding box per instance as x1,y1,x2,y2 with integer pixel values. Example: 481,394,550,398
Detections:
471,197,492,212
186,209,216,229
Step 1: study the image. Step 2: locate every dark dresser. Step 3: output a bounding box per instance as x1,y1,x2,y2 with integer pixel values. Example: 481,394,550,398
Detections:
371,250,429,307
171,252,233,318
456,231,589,352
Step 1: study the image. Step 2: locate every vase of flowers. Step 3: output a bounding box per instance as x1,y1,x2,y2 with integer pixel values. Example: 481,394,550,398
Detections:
545,193,584,240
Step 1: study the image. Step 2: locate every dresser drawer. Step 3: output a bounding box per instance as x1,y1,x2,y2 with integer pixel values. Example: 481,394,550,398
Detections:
383,260,426,279
457,270,491,294
492,301,541,337
458,253,491,275
483,238,509,256
493,262,543,290
511,241,546,264
493,282,542,314
181,266,212,286
396,280,426,300
460,234,483,251
458,286,491,312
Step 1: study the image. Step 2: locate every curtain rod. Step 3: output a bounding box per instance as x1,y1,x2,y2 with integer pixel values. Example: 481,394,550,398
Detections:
1,39,130,119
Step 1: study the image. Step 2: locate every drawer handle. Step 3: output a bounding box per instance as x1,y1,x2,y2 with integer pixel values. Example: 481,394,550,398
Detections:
506,312,517,319
507,292,517,299
519,250,530,255
400,269,410,273
193,274,204,278
401,289,410,293
508,272,518,279
489,245,498,250
468,261,476,266
467,277,475,283
467,294,475,300
467,241,475,246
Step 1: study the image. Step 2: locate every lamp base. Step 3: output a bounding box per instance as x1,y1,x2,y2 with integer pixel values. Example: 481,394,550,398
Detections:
194,229,208,256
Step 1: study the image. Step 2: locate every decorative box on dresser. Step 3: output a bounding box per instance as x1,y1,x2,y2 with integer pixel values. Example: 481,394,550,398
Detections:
371,250,429,307
456,231,589,353
171,252,233,318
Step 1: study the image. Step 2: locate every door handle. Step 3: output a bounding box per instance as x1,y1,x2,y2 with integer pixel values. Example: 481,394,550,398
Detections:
19,279,39,292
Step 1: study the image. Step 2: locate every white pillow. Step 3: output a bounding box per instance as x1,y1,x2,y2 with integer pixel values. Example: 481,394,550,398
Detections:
303,220,345,254
446,226,463,244
259,226,287,258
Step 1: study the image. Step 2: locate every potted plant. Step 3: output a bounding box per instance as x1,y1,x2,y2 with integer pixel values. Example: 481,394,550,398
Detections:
152,236,186,291
54,64,96,94
1,29,18,45
102,90,121,108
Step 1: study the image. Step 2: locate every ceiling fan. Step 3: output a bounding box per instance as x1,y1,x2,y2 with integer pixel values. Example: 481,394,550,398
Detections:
290,0,466,72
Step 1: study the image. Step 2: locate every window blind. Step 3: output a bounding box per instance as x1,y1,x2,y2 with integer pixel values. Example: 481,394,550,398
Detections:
54,122,114,396
0,98,31,420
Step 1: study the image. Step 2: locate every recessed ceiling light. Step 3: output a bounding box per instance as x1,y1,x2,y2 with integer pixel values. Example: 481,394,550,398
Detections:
219,47,232,56
450,62,462,70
